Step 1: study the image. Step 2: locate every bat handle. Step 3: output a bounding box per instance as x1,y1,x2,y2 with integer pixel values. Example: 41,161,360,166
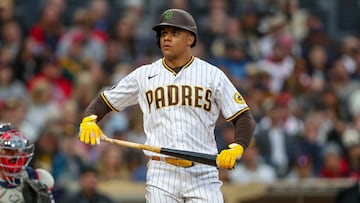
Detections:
100,135,111,142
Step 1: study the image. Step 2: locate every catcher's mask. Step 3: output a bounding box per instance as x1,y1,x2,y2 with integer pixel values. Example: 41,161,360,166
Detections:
0,127,34,185
152,8,197,48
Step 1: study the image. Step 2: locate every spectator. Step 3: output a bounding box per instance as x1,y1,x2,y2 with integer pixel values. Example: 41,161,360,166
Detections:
28,1,65,53
341,36,360,75
240,9,261,60
319,142,349,178
56,7,106,64
29,122,68,182
277,0,309,43
212,38,251,89
22,78,60,142
55,102,85,187
87,0,109,41
284,57,312,96
286,154,315,181
292,112,324,175
200,0,228,59
96,144,129,181
258,14,289,58
255,97,295,178
53,132,85,201
60,165,114,203
0,60,27,102
313,86,348,146
300,15,339,67
109,13,139,65
126,149,148,182
228,138,276,184
0,0,15,29
72,71,99,113
58,31,89,82
101,39,123,81
243,79,271,123
328,59,360,121
102,111,129,137
350,42,360,80
27,56,73,107
13,37,44,84
257,35,295,94
0,98,27,130
0,20,23,62
341,127,360,180
348,89,360,119
305,45,329,93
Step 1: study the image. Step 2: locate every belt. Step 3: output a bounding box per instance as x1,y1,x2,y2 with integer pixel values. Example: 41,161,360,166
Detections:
151,156,194,168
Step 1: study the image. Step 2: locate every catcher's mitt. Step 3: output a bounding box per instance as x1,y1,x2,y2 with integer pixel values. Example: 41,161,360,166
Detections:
22,178,52,203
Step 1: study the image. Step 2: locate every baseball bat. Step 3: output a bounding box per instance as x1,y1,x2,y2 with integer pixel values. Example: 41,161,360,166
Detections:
100,135,218,166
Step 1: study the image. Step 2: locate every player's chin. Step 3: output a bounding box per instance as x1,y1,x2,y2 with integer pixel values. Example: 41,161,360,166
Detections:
161,49,174,57
161,46,172,52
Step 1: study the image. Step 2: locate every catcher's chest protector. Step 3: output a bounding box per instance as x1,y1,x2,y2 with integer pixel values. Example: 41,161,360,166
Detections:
22,177,52,203
0,167,53,203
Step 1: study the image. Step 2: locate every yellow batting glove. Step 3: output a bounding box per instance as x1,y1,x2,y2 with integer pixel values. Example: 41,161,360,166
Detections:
79,115,104,145
216,143,244,169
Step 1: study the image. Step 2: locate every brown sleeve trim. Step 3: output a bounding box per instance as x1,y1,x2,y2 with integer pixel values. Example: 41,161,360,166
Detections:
100,92,119,112
231,110,256,149
226,107,250,122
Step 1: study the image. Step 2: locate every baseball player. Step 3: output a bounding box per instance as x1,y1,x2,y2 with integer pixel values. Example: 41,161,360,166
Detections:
0,123,55,203
79,8,255,203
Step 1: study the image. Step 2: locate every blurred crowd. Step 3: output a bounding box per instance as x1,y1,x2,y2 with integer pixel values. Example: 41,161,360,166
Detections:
1,0,360,202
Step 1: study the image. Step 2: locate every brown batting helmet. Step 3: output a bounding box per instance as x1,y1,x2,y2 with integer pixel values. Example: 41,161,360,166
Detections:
152,9,197,47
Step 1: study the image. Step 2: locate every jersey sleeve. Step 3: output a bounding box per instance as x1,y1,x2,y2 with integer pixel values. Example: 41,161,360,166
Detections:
214,70,250,122
101,69,140,111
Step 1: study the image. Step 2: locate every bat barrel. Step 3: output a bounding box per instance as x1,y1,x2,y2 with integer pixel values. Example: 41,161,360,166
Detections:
160,148,217,166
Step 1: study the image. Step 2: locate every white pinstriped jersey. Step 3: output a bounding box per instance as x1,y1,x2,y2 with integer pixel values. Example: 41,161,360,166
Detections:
102,56,249,156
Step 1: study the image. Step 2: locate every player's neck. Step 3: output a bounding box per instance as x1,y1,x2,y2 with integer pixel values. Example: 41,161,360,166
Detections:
164,54,193,70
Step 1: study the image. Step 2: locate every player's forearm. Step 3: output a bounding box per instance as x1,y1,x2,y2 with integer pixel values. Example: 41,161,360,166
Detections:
84,94,112,121
232,110,256,149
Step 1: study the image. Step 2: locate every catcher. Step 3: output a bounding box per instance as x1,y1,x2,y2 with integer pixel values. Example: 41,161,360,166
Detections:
0,123,54,203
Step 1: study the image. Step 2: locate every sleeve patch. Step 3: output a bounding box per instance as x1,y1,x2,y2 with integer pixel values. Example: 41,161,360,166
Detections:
234,92,245,104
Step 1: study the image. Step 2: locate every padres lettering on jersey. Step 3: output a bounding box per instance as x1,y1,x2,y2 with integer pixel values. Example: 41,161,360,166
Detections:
102,56,249,155
145,85,211,112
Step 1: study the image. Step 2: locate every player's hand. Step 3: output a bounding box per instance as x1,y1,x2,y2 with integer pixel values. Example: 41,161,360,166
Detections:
216,143,244,169
79,115,104,145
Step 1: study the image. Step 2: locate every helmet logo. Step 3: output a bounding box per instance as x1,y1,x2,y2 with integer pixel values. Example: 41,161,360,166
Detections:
164,10,173,20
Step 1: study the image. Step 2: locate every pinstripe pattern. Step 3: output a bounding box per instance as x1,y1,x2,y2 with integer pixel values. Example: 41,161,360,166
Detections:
146,160,223,203
102,57,248,202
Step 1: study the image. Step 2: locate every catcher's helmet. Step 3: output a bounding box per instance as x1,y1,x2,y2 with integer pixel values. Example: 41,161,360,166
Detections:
0,126,34,185
152,9,197,47
0,123,16,134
